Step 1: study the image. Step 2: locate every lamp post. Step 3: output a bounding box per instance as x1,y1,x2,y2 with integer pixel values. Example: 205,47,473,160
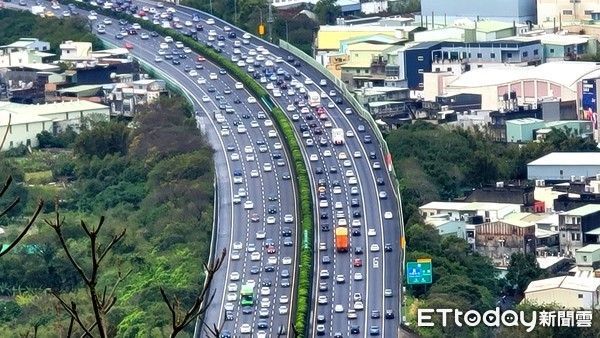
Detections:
234,0,237,25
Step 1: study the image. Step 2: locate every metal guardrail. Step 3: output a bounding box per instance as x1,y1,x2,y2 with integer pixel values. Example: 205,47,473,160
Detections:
279,40,407,324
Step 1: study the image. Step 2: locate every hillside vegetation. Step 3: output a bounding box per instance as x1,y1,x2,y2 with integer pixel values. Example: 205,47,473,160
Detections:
0,97,214,337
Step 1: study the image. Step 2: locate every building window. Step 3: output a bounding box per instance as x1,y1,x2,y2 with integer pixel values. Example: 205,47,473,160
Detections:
26,139,31,146
9,141,13,148
507,52,512,58
468,53,471,58
563,10,573,15
418,69,424,74
585,10,593,15
462,52,467,59
417,56,424,61
490,53,496,59
576,233,581,241
418,82,423,88
522,51,528,57
583,255,588,262
477,53,482,58
25,123,29,132
477,65,483,68
560,169,563,175
447,67,452,71
534,49,539,56
578,294,584,298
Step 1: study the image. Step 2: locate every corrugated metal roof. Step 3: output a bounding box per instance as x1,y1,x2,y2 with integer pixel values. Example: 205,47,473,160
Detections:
577,244,600,252
563,204,600,217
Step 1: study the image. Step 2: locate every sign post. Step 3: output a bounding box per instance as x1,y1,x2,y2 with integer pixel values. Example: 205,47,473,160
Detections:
406,259,432,285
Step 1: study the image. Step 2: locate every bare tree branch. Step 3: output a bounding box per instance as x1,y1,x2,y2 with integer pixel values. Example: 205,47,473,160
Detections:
0,114,10,151
163,248,227,337
50,292,93,337
0,199,43,259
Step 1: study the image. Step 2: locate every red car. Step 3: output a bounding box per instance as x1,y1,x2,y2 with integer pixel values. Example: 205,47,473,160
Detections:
124,42,134,50
197,56,206,62
266,245,276,254
353,258,362,267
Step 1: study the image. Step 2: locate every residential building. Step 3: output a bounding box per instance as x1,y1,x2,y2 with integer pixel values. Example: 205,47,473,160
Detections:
528,152,600,181
474,212,540,266
316,25,409,53
463,183,536,207
506,118,546,142
0,38,55,69
0,100,110,150
414,19,530,43
421,0,537,24
419,201,522,223
59,41,93,62
324,53,350,78
102,79,168,116
500,32,597,61
558,204,600,255
537,0,600,28
535,120,594,140
524,276,600,309
574,244,600,275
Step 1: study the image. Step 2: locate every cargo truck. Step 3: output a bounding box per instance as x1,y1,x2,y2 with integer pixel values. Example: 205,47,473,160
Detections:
335,227,349,252
332,128,345,145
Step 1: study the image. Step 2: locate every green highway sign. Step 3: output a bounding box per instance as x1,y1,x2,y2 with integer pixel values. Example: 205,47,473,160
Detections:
406,259,432,285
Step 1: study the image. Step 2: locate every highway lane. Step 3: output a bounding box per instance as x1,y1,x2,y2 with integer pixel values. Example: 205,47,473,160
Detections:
41,0,402,335
127,3,403,336
6,3,300,335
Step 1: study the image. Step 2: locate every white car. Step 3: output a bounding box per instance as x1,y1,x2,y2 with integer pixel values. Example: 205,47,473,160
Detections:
209,73,218,80
235,82,244,89
228,283,238,292
231,250,240,260
264,120,273,127
206,18,215,24
243,33,251,39
354,300,364,310
154,56,163,63
334,201,343,210
333,186,342,194
197,77,206,85
132,23,141,30
251,252,261,261
224,302,234,311
188,70,198,77
334,304,344,313
220,129,230,136
247,97,257,104
323,150,332,157
319,79,327,86
338,152,347,160
279,295,289,304
164,36,174,43
250,170,259,178
368,228,376,236
240,324,251,333
201,95,210,102
310,154,318,162
256,230,266,239
345,170,355,177
343,160,352,167
246,244,256,252
233,176,243,184
230,272,240,281
274,142,282,150
260,297,270,308
353,151,362,158
244,201,254,209
292,114,300,121
304,78,314,85
354,272,364,281
346,130,355,137
286,104,295,112
244,145,253,154
282,256,292,265
284,214,294,223
384,211,393,219
230,153,240,161
263,163,273,172
279,305,288,315
251,121,260,128
370,244,380,252
226,292,237,301
319,242,327,251
260,287,270,296
246,154,255,162
268,130,277,138
184,20,193,26
233,241,243,250
349,177,358,185
266,216,276,224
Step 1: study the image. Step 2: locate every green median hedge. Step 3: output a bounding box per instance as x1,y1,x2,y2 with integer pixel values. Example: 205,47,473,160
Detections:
61,2,314,335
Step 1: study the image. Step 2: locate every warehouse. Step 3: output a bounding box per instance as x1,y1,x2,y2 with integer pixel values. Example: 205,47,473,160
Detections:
527,152,600,181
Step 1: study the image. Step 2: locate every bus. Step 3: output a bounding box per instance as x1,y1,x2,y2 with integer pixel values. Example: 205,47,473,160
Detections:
240,283,254,306
308,91,321,107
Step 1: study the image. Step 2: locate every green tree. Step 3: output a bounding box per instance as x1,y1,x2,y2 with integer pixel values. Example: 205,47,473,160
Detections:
504,252,547,298
74,121,129,158
314,0,341,25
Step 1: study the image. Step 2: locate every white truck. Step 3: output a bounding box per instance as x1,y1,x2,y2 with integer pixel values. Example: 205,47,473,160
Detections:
31,5,46,15
332,128,345,145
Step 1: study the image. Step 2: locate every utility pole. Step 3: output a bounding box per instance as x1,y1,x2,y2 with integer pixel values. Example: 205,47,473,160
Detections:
234,0,237,25
267,0,274,42
285,21,289,42
209,0,213,14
